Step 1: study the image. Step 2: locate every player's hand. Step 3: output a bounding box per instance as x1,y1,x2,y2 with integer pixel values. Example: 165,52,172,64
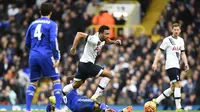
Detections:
105,109,116,112
152,63,157,71
70,47,76,55
184,63,189,71
53,60,60,68
115,39,121,45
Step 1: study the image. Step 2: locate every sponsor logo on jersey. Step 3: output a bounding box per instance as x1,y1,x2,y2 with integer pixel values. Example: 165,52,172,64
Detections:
172,46,181,51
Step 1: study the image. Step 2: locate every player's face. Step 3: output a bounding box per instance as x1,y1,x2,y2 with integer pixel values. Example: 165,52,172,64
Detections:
102,30,110,40
172,26,181,37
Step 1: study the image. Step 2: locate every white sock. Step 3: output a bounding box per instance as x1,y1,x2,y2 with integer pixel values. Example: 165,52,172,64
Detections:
63,83,73,93
174,87,182,109
156,88,173,104
94,77,110,96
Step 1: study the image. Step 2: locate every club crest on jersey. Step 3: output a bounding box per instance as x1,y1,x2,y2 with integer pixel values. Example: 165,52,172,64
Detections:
97,41,101,46
172,46,181,51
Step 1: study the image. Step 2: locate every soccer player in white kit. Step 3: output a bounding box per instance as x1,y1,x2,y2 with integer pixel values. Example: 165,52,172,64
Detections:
152,23,189,112
63,25,121,101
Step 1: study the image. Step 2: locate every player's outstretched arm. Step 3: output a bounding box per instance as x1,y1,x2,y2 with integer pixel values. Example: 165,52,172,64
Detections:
70,32,88,54
181,51,189,71
105,38,121,45
152,49,162,71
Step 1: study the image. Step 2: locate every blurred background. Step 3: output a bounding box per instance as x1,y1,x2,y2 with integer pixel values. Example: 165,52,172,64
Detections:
0,0,199,110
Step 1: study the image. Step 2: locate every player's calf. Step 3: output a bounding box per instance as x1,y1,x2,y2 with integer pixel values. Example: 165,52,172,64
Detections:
174,81,182,109
52,77,62,110
92,69,113,100
26,81,38,111
153,87,173,104
73,80,84,88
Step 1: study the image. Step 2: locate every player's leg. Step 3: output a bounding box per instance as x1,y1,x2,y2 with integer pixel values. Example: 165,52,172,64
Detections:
174,81,182,111
171,68,182,110
51,76,62,110
91,68,113,100
119,106,132,112
71,95,113,112
62,80,84,94
62,75,85,94
153,68,176,104
94,102,114,112
153,84,174,104
26,81,38,112
63,62,88,94
39,56,62,110
94,102,132,112
26,57,41,112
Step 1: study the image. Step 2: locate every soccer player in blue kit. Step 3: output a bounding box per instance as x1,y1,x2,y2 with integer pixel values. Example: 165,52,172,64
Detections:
46,76,132,112
25,3,62,112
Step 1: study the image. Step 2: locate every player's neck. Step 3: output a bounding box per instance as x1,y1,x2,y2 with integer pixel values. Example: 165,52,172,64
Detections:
172,35,178,39
41,16,50,19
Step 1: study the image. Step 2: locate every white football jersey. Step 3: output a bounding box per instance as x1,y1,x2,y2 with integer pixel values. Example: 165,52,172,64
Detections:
80,32,105,63
160,35,185,69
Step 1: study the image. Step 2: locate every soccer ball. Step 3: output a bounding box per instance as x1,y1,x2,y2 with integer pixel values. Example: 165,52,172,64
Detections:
144,101,156,112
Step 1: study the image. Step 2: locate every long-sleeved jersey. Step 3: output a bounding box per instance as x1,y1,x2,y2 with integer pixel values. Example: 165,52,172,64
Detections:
25,17,60,60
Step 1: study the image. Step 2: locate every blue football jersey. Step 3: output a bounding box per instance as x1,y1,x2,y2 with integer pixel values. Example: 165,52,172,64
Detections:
63,90,94,112
46,90,118,112
25,17,60,60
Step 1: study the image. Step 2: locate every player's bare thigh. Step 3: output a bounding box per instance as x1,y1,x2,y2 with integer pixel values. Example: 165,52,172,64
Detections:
170,81,181,90
99,68,113,79
72,80,85,88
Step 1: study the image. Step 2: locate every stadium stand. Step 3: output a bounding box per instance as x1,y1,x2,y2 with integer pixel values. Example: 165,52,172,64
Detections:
0,0,199,111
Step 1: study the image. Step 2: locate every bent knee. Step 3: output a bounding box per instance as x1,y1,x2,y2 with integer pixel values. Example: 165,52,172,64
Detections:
101,69,113,80
52,79,61,83
105,71,113,80
170,84,175,90
108,73,113,80
30,81,38,86
73,81,84,88
175,82,181,87
172,81,181,88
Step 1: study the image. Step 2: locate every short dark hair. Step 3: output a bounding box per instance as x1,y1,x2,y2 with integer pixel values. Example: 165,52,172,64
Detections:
98,25,110,33
172,23,180,29
40,3,53,16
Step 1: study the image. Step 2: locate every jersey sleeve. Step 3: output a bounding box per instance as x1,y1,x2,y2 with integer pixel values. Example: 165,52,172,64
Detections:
25,25,31,50
50,22,60,60
160,38,168,51
86,35,99,45
181,38,185,52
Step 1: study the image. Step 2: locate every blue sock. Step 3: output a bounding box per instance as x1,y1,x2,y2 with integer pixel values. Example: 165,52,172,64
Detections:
100,103,119,112
26,85,36,111
100,103,108,110
54,82,62,109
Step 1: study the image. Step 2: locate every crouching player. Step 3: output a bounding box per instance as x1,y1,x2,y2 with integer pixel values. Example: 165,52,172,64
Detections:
46,91,132,112
46,76,132,112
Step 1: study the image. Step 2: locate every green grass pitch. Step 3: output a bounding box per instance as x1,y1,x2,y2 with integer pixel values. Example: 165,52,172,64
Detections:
0,110,200,112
